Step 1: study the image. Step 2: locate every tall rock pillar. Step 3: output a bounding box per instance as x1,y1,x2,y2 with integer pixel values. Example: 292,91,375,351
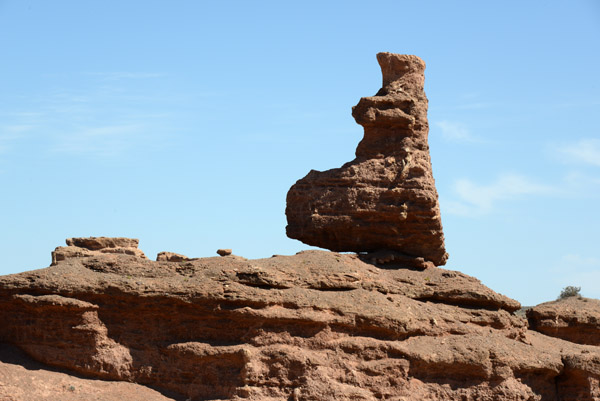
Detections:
286,53,448,267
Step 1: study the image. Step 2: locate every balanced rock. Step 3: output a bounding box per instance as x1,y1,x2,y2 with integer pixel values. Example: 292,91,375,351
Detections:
217,248,233,256
286,53,448,266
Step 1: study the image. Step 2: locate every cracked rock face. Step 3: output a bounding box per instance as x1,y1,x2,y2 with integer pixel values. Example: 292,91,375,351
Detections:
1,238,600,400
286,53,448,266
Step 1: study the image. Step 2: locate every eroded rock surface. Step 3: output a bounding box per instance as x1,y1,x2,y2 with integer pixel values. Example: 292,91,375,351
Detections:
286,53,447,267
1,238,599,400
0,344,172,401
156,252,192,262
52,237,147,265
527,296,600,346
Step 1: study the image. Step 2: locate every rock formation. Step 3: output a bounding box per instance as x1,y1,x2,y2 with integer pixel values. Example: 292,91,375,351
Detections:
52,237,147,265
217,248,233,256
0,343,172,401
527,296,600,346
286,53,447,267
1,238,600,400
156,251,192,262
1,55,599,400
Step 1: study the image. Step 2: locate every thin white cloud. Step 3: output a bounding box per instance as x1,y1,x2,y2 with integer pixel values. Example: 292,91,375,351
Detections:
557,254,600,270
442,173,554,216
562,171,600,189
3,73,176,158
51,124,144,157
236,132,309,145
444,93,492,111
453,102,490,110
435,120,479,142
0,125,36,152
555,138,600,167
85,72,165,81
6,112,44,118
2,125,36,134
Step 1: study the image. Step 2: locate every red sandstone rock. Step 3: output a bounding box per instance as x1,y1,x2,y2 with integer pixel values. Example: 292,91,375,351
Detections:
156,251,191,262
527,296,600,346
286,53,447,266
1,240,599,400
66,237,139,250
52,237,147,265
217,248,233,256
0,343,173,401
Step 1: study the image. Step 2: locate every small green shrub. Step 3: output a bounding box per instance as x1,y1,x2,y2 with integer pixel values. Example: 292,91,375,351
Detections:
558,286,581,300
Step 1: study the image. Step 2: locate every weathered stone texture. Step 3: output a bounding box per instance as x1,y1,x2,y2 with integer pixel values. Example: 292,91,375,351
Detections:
1,241,600,400
286,53,448,266
52,236,147,265
527,296,600,346
217,248,233,256
156,251,191,262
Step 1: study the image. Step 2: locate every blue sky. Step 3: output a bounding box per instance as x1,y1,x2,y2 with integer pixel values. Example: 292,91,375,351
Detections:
1,1,599,306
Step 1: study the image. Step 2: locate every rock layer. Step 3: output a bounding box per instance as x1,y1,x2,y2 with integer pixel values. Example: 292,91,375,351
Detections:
527,296,600,346
156,251,192,262
0,343,173,401
52,237,147,265
1,238,600,400
286,53,447,266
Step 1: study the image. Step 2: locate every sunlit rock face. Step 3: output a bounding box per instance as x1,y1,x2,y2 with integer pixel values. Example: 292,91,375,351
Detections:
286,53,448,267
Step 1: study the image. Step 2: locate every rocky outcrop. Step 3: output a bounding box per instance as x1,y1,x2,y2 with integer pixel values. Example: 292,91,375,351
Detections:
1,238,600,400
65,237,140,250
527,296,600,346
156,251,192,262
51,237,147,265
286,53,447,267
0,343,172,401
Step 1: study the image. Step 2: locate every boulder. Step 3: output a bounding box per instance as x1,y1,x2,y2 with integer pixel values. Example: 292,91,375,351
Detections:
217,248,233,256
286,53,447,266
